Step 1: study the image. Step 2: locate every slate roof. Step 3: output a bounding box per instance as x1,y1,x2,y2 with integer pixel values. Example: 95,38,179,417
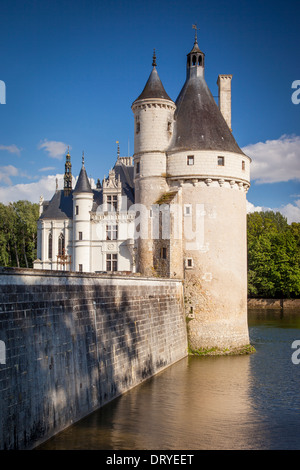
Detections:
168,71,245,155
168,72,243,154
133,67,173,103
114,160,135,204
40,158,135,220
40,190,73,220
73,165,93,193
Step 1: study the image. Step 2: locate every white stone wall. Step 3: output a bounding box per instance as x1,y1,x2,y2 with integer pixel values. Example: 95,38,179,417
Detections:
167,149,250,184
180,181,250,350
73,193,94,272
132,99,175,154
34,219,73,271
135,152,167,179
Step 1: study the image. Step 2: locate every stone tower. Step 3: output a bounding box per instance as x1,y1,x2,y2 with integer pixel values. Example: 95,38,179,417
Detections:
133,34,251,352
72,153,94,273
131,50,176,275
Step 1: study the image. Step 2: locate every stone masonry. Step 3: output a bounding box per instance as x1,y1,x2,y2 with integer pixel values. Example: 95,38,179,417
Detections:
0,268,187,449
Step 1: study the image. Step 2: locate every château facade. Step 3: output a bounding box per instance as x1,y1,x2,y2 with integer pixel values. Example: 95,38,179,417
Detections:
34,32,251,351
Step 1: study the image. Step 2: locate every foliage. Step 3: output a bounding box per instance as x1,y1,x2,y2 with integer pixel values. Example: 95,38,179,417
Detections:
247,211,300,298
0,199,299,299
0,200,39,268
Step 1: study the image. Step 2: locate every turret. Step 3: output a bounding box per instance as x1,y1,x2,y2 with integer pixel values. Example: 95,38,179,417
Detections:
72,153,93,272
131,51,176,275
165,29,251,353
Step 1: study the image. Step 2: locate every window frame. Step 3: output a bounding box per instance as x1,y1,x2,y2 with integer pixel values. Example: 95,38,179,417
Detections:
107,194,118,211
106,224,118,241
106,253,118,272
187,155,194,166
218,156,225,166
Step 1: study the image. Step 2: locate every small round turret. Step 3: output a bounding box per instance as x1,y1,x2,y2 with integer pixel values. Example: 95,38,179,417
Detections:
72,153,93,272
131,51,176,275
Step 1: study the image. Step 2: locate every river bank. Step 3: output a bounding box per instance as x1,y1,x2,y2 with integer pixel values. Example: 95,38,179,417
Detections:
248,298,300,309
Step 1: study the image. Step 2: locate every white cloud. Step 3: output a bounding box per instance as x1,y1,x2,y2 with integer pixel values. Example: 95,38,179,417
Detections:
0,144,22,156
242,134,300,183
0,165,20,185
247,198,300,224
0,171,95,205
38,139,70,160
275,201,300,224
0,174,65,204
38,166,56,172
246,200,264,214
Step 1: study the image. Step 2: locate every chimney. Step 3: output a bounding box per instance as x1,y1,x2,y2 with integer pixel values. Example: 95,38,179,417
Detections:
217,74,232,131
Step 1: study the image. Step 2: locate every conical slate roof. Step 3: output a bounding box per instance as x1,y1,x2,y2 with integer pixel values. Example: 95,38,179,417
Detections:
134,67,173,103
73,164,92,193
168,74,244,155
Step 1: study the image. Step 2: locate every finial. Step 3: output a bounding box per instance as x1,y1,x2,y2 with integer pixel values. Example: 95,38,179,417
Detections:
192,23,199,43
82,151,85,166
152,48,157,67
67,145,70,155
116,141,120,159
56,178,58,191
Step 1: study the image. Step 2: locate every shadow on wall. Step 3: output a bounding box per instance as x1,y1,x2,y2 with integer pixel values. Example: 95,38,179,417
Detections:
0,269,186,449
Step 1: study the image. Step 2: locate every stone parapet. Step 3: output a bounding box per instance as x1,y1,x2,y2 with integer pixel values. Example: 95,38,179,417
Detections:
0,268,187,449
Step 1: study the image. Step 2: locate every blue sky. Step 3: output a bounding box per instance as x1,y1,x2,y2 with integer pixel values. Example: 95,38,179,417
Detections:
0,0,300,221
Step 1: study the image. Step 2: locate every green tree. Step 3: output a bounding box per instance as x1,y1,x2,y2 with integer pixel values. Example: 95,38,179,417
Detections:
0,200,39,268
247,211,300,298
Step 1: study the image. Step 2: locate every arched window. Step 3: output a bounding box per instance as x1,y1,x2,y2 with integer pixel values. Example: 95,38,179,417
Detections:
192,55,196,66
58,233,65,256
48,233,52,259
198,56,202,66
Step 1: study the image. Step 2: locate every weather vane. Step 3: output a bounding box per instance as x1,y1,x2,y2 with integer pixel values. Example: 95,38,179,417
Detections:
192,23,200,42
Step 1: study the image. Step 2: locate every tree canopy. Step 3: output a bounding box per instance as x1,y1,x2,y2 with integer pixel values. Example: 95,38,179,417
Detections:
0,201,299,298
0,200,39,268
247,211,300,298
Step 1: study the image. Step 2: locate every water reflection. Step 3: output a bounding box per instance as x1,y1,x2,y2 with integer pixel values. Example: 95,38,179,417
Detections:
38,309,300,450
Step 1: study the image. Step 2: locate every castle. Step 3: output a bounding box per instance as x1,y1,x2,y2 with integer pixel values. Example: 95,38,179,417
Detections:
34,32,251,352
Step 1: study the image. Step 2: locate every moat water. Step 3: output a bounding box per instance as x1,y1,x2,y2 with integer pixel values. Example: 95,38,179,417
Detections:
38,309,300,450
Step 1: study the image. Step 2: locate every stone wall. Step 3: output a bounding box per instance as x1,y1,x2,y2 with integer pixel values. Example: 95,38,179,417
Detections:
248,298,300,309
0,268,187,450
